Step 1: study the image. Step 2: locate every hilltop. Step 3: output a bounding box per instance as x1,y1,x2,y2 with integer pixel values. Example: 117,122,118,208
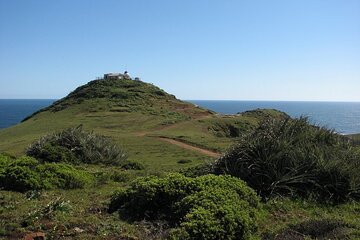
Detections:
22,78,213,122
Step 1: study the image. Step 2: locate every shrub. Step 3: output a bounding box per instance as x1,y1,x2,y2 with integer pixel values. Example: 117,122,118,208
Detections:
181,163,213,177
27,125,128,166
0,154,10,177
37,163,92,189
0,156,42,192
213,117,360,202
177,159,192,164
120,161,144,170
209,122,243,138
0,156,92,192
109,174,260,240
110,171,132,182
30,143,78,163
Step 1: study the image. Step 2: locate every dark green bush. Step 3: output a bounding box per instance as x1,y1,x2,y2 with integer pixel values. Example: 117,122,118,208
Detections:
120,161,144,170
0,156,92,192
181,163,213,177
31,143,78,163
0,154,11,177
110,171,132,182
37,163,92,189
0,156,42,192
27,126,128,166
213,117,360,202
209,122,244,138
177,159,192,164
109,174,260,240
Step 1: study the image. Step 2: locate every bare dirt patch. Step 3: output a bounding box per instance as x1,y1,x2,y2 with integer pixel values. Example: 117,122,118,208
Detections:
157,137,220,158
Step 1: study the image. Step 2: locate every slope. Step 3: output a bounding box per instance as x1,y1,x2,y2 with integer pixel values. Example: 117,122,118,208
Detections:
0,78,285,171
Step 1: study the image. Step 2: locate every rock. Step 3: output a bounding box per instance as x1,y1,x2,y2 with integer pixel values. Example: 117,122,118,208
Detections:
24,232,46,240
74,227,84,233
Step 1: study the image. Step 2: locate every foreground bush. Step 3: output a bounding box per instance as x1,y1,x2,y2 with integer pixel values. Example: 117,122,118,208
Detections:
27,126,128,166
109,174,260,240
0,155,92,192
213,117,360,202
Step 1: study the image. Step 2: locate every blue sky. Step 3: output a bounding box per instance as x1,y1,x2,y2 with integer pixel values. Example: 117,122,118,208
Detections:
0,0,359,101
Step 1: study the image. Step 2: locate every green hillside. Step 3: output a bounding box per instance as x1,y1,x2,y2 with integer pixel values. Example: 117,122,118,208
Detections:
0,78,285,171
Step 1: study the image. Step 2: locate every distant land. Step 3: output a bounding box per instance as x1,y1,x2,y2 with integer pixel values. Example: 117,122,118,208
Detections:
190,100,360,135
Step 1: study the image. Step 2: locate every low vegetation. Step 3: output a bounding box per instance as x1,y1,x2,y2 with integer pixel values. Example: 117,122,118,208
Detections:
269,218,352,239
109,173,260,240
27,126,129,166
214,117,360,202
0,154,92,192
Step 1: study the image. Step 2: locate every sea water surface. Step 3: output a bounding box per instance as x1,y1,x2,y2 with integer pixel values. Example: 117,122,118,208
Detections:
0,99,359,135
0,99,55,129
188,100,360,135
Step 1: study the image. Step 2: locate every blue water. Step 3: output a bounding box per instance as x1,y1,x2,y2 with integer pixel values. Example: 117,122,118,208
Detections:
0,99,359,134
188,100,360,135
0,99,55,129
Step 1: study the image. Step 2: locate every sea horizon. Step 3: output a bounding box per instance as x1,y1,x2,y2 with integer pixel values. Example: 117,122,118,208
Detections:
1,99,360,135
2,98,360,103
188,100,360,135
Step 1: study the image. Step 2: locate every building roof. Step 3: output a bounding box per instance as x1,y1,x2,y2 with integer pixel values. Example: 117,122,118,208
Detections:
105,72,122,76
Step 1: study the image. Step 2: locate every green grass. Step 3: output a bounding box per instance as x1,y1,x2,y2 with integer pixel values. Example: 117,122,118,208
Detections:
258,198,360,239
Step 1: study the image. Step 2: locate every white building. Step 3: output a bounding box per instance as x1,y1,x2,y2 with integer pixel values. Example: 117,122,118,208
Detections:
103,71,132,80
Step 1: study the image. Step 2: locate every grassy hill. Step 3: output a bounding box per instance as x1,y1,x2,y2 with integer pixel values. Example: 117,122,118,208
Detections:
0,78,285,171
1,78,359,239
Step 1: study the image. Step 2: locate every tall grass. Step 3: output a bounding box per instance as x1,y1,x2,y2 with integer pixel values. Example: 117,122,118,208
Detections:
27,126,128,166
213,117,360,202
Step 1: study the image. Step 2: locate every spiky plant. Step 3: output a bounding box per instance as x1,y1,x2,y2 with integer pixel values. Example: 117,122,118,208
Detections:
213,117,360,202
27,125,128,166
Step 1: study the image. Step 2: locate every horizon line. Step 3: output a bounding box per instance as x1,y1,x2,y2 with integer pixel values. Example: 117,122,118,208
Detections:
1,98,360,103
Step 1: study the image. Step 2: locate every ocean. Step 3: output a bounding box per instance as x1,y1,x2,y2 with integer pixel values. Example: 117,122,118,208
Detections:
189,100,360,135
0,99,359,134
0,99,55,129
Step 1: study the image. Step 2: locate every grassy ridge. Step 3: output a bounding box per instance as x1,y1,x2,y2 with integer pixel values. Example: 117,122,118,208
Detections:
0,79,215,171
0,79,284,171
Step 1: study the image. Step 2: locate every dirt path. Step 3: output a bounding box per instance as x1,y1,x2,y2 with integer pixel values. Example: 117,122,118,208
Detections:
134,115,220,157
157,137,221,158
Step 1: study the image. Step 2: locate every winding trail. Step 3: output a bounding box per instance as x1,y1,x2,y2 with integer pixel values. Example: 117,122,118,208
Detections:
134,114,221,158
157,137,221,158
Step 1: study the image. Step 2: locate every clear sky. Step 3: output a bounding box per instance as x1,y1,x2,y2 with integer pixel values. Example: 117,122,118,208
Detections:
0,0,359,101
